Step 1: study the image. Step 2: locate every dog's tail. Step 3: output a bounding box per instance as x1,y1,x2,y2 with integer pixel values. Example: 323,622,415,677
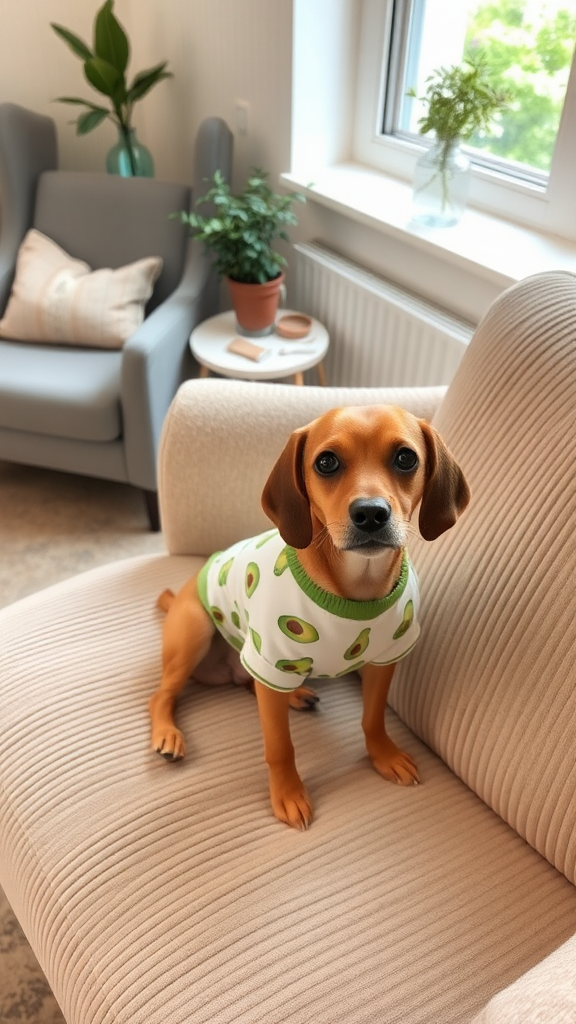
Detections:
157,589,175,613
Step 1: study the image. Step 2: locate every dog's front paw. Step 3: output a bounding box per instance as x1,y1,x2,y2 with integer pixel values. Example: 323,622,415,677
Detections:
367,736,419,786
268,767,314,830
152,727,186,762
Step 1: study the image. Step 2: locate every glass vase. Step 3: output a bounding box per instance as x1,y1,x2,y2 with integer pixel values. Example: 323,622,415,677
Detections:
105,127,155,178
412,141,470,227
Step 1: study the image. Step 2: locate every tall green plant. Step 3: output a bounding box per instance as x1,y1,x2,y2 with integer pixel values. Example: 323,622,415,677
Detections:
51,0,172,175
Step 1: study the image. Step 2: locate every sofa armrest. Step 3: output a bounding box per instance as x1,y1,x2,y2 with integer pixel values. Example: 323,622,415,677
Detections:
470,932,576,1023
121,239,216,491
158,377,446,555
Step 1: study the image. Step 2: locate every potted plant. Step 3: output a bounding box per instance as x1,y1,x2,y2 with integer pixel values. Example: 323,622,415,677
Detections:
51,0,172,177
177,168,305,336
409,56,508,226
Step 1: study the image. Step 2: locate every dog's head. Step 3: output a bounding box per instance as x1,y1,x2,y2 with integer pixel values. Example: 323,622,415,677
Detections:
261,404,470,553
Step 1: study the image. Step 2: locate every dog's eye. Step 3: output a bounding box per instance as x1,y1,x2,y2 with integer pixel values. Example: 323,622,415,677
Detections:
314,451,340,476
393,448,419,473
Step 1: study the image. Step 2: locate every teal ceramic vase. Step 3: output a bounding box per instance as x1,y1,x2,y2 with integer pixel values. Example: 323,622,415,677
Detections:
106,127,155,178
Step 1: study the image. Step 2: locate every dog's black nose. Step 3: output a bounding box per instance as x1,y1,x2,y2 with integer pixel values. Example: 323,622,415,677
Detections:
349,498,392,533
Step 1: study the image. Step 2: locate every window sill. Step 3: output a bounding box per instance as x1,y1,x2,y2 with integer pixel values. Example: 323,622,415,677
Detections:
281,163,576,290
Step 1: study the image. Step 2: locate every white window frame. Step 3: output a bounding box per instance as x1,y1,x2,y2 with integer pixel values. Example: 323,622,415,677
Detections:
353,0,576,241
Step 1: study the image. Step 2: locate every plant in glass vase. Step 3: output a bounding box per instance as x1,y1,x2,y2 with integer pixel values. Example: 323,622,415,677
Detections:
409,57,508,227
51,0,172,177
177,168,305,336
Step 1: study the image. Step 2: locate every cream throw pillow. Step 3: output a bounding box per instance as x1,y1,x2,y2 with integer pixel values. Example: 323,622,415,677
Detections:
0,229,163,349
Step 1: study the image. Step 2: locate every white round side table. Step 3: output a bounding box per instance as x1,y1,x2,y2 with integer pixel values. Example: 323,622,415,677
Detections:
190,310,329,385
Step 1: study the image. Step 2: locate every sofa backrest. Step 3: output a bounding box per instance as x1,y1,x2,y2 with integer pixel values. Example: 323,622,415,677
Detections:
33,172,191,311
392,271,576,885
157,381,446,556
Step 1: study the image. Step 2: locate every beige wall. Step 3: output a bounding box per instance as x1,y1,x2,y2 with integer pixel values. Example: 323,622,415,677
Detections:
0,0,293,186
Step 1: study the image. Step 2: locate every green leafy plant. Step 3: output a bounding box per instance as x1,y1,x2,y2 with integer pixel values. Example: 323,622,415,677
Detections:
51,0,172,175
175,168,305,284
409,56,509,218
409,55,509,145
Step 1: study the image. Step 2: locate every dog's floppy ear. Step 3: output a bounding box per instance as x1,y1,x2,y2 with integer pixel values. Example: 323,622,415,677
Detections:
261,428,313,548
418,421,471,541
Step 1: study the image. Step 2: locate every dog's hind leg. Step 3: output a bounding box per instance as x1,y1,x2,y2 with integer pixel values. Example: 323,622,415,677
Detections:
149,575,215,762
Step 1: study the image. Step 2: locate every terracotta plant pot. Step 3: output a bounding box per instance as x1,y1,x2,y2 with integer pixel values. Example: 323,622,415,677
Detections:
226,273,285,337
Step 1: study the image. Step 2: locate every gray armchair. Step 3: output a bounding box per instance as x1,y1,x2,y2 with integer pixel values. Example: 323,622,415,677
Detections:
0,103,232,529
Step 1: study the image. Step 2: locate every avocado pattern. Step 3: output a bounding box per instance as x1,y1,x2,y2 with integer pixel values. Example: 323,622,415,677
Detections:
250,627,262,654
278,615,319,644
393,599,414,640
218,558,234,586
344,627,371,661
275,657,314,676
273,546,289,576
245,562,260,597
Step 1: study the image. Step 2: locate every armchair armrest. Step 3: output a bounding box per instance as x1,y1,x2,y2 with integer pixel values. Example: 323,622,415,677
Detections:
158,377,446,556
121,238,216,490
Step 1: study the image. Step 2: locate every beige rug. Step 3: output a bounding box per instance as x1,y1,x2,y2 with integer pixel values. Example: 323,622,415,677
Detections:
0,460,165,1023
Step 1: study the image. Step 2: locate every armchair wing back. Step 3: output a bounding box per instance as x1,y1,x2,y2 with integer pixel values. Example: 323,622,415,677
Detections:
391,270,576,884
0,103,57,311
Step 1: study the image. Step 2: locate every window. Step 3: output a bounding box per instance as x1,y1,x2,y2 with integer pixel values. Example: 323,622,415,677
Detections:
354,0,576,239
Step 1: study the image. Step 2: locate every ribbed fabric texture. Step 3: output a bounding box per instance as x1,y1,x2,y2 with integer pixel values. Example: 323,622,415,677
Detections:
391,271,576,883
1,555,576,1024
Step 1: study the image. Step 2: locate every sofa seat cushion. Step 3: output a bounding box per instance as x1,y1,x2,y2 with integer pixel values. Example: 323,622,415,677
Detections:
1,554,576,1024
0,339,122,441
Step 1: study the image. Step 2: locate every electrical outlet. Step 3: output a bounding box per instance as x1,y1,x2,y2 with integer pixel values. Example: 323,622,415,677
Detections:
235,100,249,135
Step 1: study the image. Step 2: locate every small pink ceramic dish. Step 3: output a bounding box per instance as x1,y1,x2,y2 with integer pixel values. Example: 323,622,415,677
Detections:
275,313,313,340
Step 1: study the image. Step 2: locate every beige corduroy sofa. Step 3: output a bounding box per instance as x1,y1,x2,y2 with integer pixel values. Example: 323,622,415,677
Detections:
1,271,576,1024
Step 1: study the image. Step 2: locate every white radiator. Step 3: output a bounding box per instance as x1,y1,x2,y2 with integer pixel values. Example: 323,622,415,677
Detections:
293,243,474,388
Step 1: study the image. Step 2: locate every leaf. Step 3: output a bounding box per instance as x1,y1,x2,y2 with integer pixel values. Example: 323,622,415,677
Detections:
126,62,172,103
51,23,93,61
84,55,123,99
94,0,129,73
76,107,110,134
55,96,104,107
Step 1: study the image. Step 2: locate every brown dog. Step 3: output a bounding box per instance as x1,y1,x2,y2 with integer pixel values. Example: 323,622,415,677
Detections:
149,405,470,829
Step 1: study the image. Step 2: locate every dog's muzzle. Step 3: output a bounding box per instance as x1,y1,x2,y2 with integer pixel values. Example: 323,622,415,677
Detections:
349,498,392,533
345,498,402,551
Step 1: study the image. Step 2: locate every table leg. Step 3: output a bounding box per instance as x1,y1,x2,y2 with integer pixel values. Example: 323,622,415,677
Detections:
316,362,326,386
294,371,304,386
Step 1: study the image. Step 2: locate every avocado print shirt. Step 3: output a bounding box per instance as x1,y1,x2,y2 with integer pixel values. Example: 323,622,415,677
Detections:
197,529,420,692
